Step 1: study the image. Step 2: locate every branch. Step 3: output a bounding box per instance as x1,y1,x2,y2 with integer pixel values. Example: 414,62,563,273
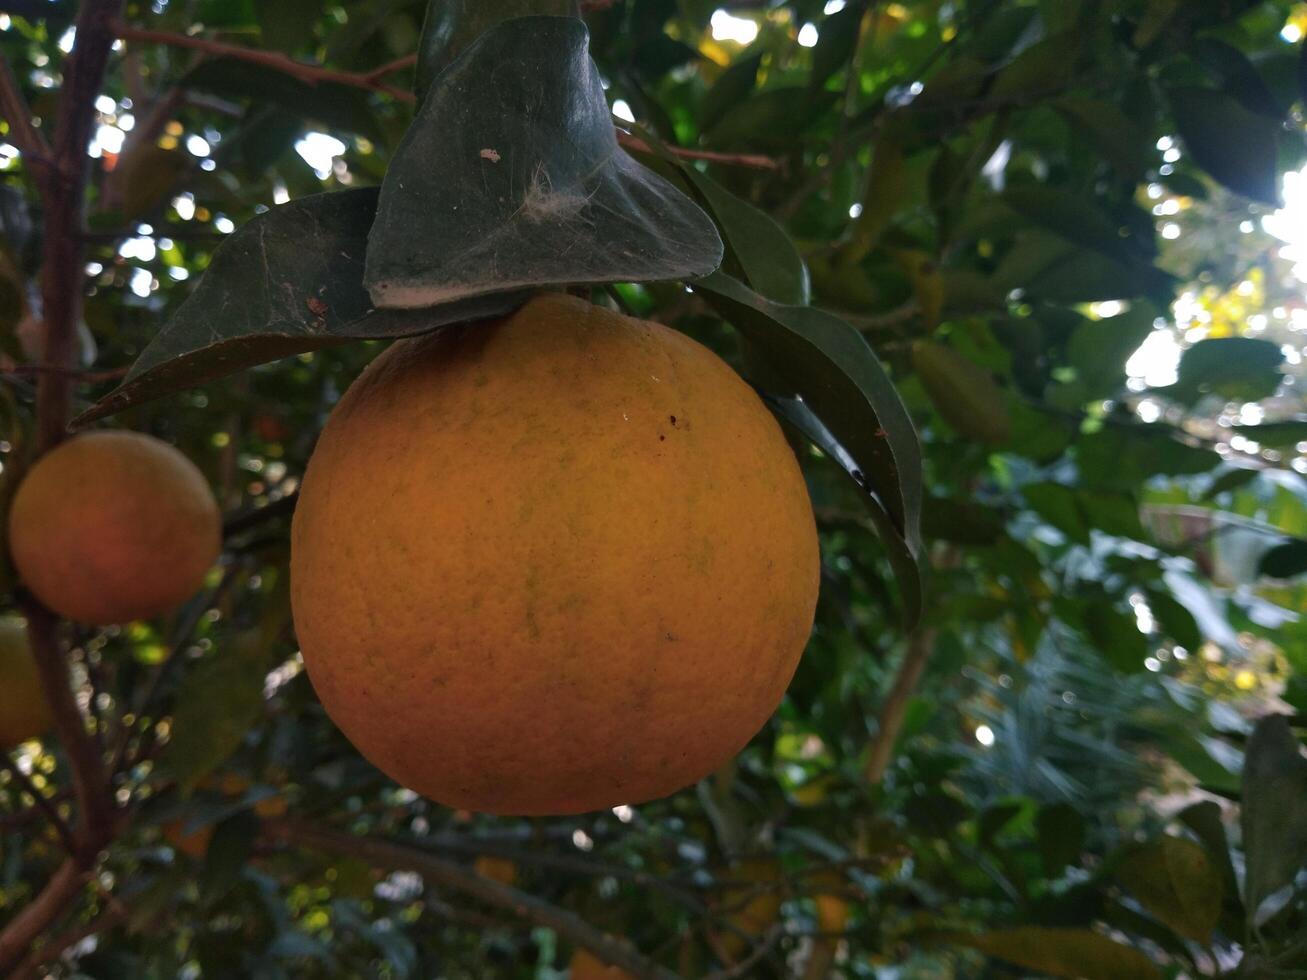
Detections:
615,132,779,170
863,626,937,785
0,49,51,170
0,756,77,856
267,822,682,980
8,892,130,980
17,601,114,846
114,24,416,103
0,859,88,974
118,25,780,170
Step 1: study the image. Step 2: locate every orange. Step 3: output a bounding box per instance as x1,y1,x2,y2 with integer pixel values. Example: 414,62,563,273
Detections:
291,294,819,815
569,948,635,979
163,819,213,859
8,431,221,625
0,618,53,747
473,856,517,886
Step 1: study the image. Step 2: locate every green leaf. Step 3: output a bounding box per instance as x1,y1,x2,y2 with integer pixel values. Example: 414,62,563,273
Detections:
1077,426,1218,490
258,0,323,52
1024,482,1088,543
811,3,863,87
365,17,722,309
1259,539,1307,579
912,341,1011,445
76,190,527,424
1167,86,1280,205
160,634,273,793
701,52,761,131
1133,0,1180,47
1146,591,1202,650
1115,836,1223,943
1053,97,1153,178
991,32,1086,101
847,135,907,261
1168,337,1284,404
681,169,809,305
200,811,259,907
1037,803,1086,874
771,396,924,627
1177,800,1246,935
416,1,579,98
1242,716,1307,927
1066,308,1156,398
921,498,1005,546
1228,419,1307,448
705,87,833,151
1089,604,1149,673
1203,467,1261,499
945,927,1163,980
1190,37,1284,119
180,58,384,140
695,271,924,624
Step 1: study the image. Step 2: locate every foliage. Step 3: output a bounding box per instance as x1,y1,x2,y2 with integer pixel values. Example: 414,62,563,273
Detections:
0,0,1306,977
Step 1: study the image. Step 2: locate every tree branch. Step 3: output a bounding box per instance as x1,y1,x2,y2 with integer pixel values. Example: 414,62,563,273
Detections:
615,132,779,170
114,24,416,102
0,49,51,171
0,756,77,857
0,859,88,974
17,600,114,848
0,3,129,971
9,898,130,980
266,822,682,980
864,625,937,785
117,24,780,170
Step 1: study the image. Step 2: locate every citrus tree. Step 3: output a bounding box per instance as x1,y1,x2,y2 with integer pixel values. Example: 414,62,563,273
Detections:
0,1,1306,977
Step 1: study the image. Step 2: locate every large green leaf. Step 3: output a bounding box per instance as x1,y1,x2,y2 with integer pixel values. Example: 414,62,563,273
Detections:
1167,86,1281,205
769,395,923,626
695,271,924,625
946,927,1163,980
76,190,527,424
1242,715,1307,927
415,0,578,97
1168,337,1285,404
1114,836,1223,943
1053,97,1152,179
681,169,809,306
159,634,274,794
365,17,722,308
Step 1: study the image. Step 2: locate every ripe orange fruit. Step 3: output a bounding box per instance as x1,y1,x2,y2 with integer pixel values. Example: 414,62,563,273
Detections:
0,618,53,747
569,948,635,980
473,856,517,886
8,431,221,625
163,819,213,859
291,294,819,815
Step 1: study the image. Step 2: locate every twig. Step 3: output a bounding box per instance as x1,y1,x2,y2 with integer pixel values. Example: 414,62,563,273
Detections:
864,625,937,785
0,2,128,971
114,24,417,103
267,822,682,980
364,52,418,81
0,50,52,175
17,601,114,848
119,25,780,170
616,132,779,170
222,490,299,538
0,757,77,856
0,859,89,973
9,895,131,980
